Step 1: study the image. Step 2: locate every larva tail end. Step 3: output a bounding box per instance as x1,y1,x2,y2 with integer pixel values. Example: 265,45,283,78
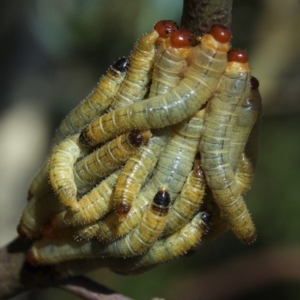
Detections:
154,20,178,39
250,76,259,90
210,25,231,43
239,231,257,244
227,49,248,63
115,202,131,222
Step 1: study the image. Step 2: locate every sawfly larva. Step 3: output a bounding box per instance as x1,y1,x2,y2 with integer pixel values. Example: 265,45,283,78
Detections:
110,31,158,110
79,25,231,147
162,154,206,236
27,57,129,200
48,134,89,210
199,49,256,244
74,129,152,195
27,189,170,264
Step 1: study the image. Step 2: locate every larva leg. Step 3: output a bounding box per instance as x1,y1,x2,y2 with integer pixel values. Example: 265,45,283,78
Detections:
74,130,152,195
110,31,158,109
79,25,231,147
162,154,206,236
27,189,170,264
114,132,169,220
200,50,256,243
229,77,261,172
48,134,89,210
27,57,129,199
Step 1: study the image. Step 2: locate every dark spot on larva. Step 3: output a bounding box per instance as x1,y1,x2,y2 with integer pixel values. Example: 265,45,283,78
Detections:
113,57,130,73
250,76,259,90
79,128,93,146
201,211,212,224
152,189,170,215
128,130,144,147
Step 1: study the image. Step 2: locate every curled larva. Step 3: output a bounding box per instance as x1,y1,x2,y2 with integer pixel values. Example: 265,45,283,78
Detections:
54,211,211,276
110,30,158,110
199,49,256,244
48,134,89,210
74,129,152,195
79,25,231,147
26,189,170,265
229,77,261,172
114,132,169,220
149,28,193,97
162,154,206,236
27,57,129,200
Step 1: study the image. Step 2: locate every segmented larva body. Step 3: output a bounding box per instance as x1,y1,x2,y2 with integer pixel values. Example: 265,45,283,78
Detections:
149,27,193,97
236,153,254,195
48,134,89,210
113,132,169,220
79,25,231,147
199,50,256,244
95,108,205,241
162,155,206,236
74,130,152,195
44,170,121,239
229,77,261,172
27,57,129,200
17,188,65,239
110,31,159,110
27,189,171,265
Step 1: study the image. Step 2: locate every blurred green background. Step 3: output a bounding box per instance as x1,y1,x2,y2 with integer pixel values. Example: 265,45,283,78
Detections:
1,1,300,299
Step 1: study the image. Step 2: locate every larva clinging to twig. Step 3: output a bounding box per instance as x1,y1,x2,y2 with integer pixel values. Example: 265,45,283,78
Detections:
79,25,231,147
199,49,256,244
74,129,152,195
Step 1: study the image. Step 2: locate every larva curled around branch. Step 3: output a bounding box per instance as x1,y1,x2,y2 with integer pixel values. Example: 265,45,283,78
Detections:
79,25,231,147
27,189,171,265
48,134,89,210
199,49,256,244
74,129,152,195
109,30,159,110
27,57,129,200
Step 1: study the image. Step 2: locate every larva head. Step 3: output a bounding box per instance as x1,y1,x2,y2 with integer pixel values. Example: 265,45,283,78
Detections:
200,211,213,233
250,76,259,90
201,25,231,52
154,20,179,39
226,49,251,73
128,129,152,147
112,57,130,73
152,188,171,215
170,28,194,48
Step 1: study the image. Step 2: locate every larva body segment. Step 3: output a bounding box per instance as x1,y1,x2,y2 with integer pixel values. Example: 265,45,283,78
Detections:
74,130,152,195
27,57,129,200
79,26,231,147
27,190,171,264
48,134,89,210
110,31,159,110
199,51,256,243
114,132,169,220
236,153,254,195
162,156,206,236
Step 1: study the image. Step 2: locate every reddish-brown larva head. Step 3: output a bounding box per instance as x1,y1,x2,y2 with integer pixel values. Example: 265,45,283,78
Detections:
227,49,248,63
210,25,231,43
154,20,178,38
250,76,260,90
170,28,194,48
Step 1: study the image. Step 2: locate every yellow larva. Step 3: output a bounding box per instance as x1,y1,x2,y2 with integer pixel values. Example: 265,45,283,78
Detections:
27,57,129,200
113,132,169,220
26,189,170,264
53,211,211,275
110,31,159,110
236,153,254,195
199,50,256,244
79,25,231,147
74,129,152,195
48,134,89,210
162,155,206,236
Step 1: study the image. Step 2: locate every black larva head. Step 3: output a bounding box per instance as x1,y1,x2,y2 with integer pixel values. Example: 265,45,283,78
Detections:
113,57,130,72
201,211,212,224
153,189,171,207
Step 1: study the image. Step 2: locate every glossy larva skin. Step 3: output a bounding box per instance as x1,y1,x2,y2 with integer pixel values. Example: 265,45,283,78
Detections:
74,130,152,195
162,157,206,236
27,58,129,200
79,33,230,147
49,134,89,210
114,133,169,219
200,60,256,244
229,88,260,172
110,31,159,110
27,192,170,264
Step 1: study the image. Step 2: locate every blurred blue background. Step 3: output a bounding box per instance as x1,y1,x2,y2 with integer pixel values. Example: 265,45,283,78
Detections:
1,1,300,299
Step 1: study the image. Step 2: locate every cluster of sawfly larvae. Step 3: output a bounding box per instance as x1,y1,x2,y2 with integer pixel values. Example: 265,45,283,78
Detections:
17,20,262,276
